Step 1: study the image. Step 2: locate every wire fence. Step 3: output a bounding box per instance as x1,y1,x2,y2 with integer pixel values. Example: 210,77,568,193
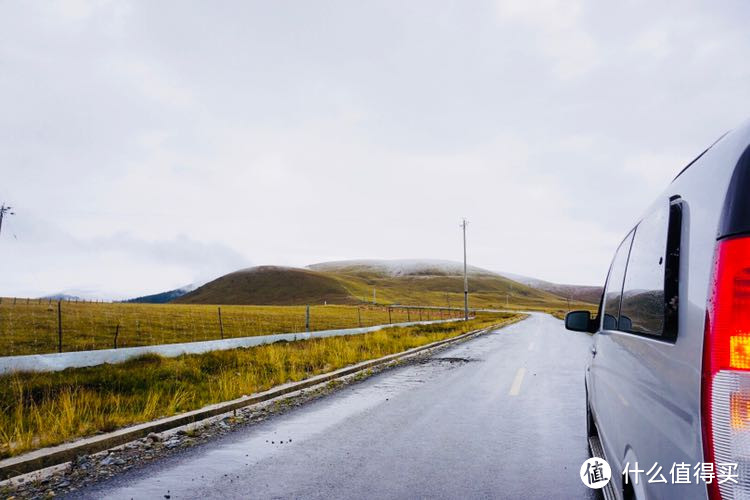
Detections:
0,298,465,356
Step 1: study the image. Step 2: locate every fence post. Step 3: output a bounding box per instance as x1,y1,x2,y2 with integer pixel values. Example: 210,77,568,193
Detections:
407,308,411,322
358,307,362,327
57,300,63,353
388,306,392,324
305,305,310,332
113,323,120,349
218,306,224,340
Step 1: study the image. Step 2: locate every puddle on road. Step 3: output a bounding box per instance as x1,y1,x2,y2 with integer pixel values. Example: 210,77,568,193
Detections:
427,357,477,364
93,349,478,500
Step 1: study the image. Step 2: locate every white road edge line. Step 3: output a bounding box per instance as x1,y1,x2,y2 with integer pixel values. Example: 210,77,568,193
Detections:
509,367,526,396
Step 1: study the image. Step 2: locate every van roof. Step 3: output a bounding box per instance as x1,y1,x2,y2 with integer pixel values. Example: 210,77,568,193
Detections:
672,131,730,182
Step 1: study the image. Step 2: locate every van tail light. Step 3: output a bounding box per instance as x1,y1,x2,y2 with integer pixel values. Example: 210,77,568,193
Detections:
703,236,750,499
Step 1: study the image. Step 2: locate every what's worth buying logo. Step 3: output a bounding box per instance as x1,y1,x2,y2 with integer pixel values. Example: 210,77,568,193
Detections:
581,457,612,489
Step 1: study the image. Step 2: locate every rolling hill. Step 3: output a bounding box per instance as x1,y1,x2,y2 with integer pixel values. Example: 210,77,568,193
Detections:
308,259,580,310
498,272,603,304
174,259,595,312
174,266,357,305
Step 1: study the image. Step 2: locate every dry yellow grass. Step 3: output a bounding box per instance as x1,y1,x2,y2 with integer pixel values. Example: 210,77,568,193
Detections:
0,300,460,356
0,312,520,458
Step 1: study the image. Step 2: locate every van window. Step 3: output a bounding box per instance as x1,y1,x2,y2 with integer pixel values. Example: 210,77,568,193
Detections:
602,231,634,330
618,207,668,335
619,200,682,339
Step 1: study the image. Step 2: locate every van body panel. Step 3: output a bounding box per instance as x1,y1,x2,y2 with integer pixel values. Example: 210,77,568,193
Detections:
587,121,750,499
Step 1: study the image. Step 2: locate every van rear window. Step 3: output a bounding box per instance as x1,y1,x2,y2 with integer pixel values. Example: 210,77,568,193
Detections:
619,207,669,336
617,199,682,340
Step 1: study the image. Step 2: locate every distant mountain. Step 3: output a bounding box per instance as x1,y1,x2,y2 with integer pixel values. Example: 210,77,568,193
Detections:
498,272,603,305
126,284,196,304
40,293,83,301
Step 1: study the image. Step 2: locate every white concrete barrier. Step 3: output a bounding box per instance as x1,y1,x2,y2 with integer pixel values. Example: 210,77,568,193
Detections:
0,318,465,375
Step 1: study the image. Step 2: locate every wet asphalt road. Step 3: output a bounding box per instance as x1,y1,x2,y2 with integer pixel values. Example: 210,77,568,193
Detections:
73,313,598,499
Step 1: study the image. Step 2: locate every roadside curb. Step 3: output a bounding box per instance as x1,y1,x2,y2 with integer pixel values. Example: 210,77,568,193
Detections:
0,316,526,481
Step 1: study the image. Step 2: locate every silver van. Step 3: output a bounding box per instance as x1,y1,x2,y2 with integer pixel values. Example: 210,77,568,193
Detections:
566,120,750,500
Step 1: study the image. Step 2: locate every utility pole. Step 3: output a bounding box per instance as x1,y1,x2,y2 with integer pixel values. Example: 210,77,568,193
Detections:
461,218,469,320
0,204,15,237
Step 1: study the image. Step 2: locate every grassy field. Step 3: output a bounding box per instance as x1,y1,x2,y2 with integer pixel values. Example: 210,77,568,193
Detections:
0,262,594,357
0,312,520,458
0,301,462,356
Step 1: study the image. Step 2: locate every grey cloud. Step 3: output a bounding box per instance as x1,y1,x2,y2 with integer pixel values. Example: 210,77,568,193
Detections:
1,0,749,296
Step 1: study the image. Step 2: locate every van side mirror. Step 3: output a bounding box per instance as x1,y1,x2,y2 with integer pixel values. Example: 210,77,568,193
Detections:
565,310,593,333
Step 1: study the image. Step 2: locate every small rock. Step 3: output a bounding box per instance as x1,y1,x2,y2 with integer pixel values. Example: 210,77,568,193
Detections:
147,432,162,442
57,480,70,488
100,455,115,466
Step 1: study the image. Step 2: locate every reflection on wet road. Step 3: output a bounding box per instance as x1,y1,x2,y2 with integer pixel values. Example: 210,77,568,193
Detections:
71,313,597,499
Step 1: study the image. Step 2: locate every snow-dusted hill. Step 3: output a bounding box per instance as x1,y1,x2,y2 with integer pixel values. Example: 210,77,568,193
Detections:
308,259,496,277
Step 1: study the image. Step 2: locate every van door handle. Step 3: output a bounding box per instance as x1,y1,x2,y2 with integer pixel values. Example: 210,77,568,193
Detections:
591,345,597,356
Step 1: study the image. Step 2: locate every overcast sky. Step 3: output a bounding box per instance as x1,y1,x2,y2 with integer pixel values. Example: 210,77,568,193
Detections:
1,0,749,299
